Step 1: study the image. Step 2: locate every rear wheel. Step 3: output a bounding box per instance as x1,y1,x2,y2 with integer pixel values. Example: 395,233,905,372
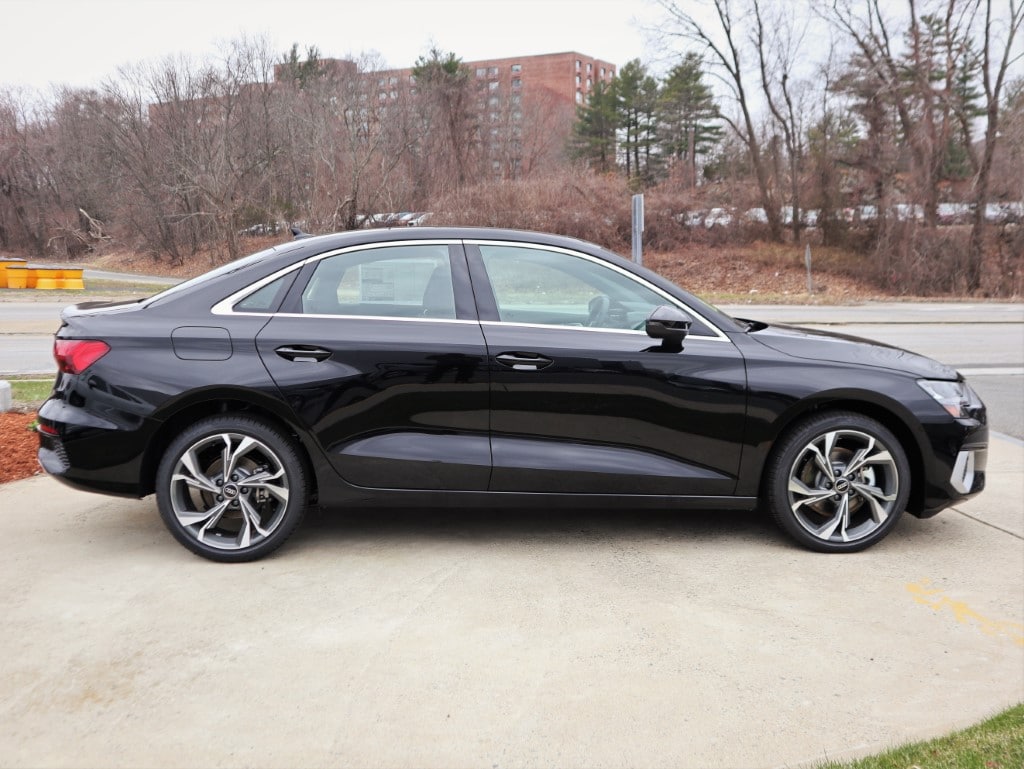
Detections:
155,414,307,562
766,412,910,553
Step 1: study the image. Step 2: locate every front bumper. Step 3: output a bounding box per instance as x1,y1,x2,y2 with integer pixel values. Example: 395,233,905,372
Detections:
912,418,987,518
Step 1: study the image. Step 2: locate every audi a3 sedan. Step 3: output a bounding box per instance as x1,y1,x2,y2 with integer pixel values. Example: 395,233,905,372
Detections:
37,228,987,561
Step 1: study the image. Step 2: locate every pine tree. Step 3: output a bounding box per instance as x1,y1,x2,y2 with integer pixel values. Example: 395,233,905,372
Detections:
570,80,617,173
657,53,721,187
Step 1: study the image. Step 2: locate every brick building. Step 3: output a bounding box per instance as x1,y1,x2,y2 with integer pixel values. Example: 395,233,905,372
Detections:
275,50,616,111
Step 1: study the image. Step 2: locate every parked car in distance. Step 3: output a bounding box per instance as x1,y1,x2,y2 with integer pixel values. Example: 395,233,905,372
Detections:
37,228,988,561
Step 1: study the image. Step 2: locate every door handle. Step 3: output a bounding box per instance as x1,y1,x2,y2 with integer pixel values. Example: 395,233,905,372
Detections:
275,345,332,362
495,352,553,371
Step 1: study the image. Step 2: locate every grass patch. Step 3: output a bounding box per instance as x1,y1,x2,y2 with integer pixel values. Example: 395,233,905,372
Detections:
818,703,1024,769
10,379,53,404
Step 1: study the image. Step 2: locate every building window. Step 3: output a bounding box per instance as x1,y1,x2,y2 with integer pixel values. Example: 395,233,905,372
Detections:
575,74,581,85
587,62,593,73
388,76,398,85
489,80,500,91
476,67,486,77
409,74,416,83
389,90,398,99
488,95,500,106
511,63,522,73
511,78,521,89
587,77,592,87
600,67,606,77
488,66,498,76
511,94,521,104
575,90,583,103
576,59,581,70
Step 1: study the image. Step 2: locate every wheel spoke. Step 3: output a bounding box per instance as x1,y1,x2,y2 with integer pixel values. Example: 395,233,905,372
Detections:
240,468,289,504
847,446,893,477
222,434,258,480
810,494,850,542
808,435,837,482
176,498,231,530
852,481,895,523
788,476,834,509
175,448,219,494
238,496,271,547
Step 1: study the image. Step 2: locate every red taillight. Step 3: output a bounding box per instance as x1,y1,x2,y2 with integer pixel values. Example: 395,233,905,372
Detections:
54,339,110,374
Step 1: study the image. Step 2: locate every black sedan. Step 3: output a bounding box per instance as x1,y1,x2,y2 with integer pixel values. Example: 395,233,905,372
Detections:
37,228,987,561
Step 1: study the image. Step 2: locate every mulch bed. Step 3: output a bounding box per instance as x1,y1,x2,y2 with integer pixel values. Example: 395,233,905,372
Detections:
0,412,42,484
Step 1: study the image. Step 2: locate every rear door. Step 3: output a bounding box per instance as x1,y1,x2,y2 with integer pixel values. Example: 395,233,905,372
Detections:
253,241,491,490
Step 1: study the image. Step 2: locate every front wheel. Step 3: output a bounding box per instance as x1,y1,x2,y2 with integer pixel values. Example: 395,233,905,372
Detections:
765,412,910,553
156,414,308,562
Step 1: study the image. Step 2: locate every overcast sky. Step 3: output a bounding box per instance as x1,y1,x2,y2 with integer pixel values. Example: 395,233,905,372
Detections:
0,0,668,92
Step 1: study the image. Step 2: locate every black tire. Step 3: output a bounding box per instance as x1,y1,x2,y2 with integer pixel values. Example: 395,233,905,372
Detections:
155,414,307,562
765,411,910,553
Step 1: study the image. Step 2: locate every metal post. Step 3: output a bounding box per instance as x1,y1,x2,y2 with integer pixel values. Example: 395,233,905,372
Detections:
805,243,813,294
632,194,644,265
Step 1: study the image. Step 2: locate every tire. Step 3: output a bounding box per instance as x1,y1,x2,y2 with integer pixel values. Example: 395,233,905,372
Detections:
155,414,307,562
765,411,910,553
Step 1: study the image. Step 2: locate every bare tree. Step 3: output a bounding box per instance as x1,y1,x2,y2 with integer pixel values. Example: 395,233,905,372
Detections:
967,0,1023,292
656,0,785,241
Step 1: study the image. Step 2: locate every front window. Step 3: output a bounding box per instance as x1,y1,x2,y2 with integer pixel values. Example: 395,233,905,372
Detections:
480,245,664,331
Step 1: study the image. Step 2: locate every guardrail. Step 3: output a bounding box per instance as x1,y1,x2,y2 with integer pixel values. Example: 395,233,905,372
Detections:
0,259,85,290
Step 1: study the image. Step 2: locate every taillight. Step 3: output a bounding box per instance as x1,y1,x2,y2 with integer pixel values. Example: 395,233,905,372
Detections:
54,339,110,374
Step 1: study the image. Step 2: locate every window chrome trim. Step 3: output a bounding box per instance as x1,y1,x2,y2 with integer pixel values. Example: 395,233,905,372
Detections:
212,237,729,344
465,239,729,342
237,312,478,324
211,239,462,317
479,320,727,342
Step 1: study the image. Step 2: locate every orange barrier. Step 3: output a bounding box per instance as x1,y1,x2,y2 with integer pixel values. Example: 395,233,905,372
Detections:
58,268,85,290
5,266,28,289
0,257,27,289
33,268,60,290
0,262,86,290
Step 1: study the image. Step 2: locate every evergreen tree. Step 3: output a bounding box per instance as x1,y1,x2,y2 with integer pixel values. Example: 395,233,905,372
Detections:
570,80,617,172
657,53,721,187
614,59,659,184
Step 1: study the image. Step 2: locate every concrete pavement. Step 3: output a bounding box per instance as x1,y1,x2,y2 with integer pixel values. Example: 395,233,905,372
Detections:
0,436,1021,768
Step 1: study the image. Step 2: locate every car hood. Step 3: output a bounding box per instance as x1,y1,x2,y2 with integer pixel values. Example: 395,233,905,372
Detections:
748,323,959,380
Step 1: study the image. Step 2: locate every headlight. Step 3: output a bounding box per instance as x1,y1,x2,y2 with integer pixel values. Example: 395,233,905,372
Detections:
917,379,983,418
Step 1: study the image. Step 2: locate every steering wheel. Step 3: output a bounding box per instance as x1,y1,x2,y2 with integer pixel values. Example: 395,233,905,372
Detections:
587,294,612,327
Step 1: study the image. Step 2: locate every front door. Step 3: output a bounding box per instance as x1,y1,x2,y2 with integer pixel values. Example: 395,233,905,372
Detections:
468,242,747,496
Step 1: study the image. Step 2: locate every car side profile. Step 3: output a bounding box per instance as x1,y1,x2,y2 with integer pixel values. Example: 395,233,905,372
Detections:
37,228,987,561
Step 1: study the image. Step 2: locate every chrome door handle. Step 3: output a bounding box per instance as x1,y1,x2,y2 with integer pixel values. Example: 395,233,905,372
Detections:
495,352,553,371
275,345,332,362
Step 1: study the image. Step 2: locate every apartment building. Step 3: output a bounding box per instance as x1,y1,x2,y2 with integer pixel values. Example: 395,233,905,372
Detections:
274,50,616,110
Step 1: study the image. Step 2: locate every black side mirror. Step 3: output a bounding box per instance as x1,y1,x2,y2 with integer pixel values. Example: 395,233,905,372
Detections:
645,305,692,352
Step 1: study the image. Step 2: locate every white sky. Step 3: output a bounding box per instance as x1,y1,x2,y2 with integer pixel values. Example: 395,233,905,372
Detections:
0,0,668,92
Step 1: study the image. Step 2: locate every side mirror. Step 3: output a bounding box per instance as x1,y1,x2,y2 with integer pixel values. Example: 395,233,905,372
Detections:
645,305,692,352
